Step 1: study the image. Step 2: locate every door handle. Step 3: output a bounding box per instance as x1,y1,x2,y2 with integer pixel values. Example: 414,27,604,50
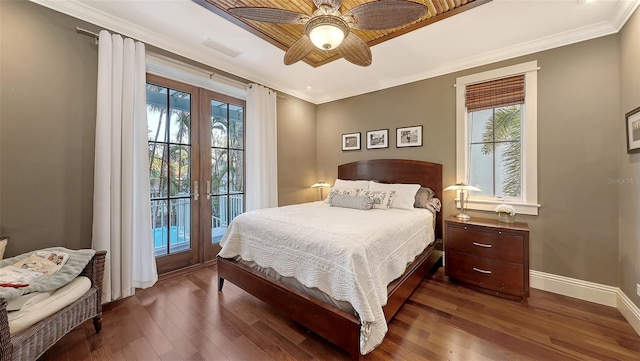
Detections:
191,181,199,201
206,181,212,200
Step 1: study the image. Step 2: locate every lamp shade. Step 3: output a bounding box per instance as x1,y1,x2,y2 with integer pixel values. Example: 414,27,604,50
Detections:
444,183,481,220
309,24,345,50
305,15,350,51
311,181,331,188
444,183,481,192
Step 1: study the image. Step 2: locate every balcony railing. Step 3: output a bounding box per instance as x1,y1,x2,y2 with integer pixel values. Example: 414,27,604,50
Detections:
152,194,243,256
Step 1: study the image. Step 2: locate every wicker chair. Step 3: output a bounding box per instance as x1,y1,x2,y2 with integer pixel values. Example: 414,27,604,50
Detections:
0,250,106,361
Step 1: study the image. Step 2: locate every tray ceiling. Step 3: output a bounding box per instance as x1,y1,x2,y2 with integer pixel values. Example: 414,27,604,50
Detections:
194,0,491,67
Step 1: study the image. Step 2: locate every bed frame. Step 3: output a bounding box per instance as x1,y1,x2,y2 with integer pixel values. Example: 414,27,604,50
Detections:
217,159,443,360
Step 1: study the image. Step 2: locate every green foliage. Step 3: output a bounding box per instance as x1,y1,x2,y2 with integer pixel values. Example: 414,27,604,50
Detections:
481,106,521,197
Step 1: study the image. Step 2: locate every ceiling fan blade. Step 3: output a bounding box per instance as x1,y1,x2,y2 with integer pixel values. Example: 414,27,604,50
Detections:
313,0,344,10
337,33,372,67
284,35,315,65
228,7,308,24
348,0,428,30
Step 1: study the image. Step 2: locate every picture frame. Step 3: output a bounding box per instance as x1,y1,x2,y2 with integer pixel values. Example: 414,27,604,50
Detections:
342,132,361,151
626,106,640,153
366,129,389,149
396,125,423,148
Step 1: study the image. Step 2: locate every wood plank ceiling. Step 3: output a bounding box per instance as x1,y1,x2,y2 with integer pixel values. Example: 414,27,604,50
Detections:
194,0,492,67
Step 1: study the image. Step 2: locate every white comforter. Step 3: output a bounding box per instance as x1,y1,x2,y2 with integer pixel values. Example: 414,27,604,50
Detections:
218,201,434,354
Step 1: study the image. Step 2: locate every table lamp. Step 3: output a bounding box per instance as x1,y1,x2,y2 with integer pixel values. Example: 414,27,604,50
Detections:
444,183,481,220
311,181,331,200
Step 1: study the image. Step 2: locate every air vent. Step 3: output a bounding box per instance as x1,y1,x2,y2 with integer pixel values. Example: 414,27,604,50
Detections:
201,38,242,58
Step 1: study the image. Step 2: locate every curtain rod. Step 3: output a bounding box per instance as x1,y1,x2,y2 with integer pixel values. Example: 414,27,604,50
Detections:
75,26,284,99
75,26,99,38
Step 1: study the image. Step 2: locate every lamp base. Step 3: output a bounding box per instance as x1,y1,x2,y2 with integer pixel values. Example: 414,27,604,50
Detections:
455,213,471,220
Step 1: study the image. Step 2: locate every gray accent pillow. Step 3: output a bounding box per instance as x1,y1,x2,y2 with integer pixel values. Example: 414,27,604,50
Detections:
329,194,373,210
414,187,436,208
357,190,395,210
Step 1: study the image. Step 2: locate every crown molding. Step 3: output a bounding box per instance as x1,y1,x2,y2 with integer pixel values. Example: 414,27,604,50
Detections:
315,0,639,104
27,0,317,104
28,0,640,105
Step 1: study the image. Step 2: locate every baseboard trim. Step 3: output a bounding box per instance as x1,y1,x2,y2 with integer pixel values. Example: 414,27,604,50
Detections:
617,289,640,335
530,270,617,307
530,270,640,336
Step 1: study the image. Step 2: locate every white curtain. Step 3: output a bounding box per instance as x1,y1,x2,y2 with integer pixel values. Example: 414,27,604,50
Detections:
246,84,278,211
92,30,158,303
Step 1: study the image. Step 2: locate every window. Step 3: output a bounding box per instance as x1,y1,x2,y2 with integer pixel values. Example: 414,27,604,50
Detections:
455,61,540,215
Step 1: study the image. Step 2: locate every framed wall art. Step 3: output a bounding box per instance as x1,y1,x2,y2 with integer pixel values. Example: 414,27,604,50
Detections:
396,125,423,148
342,132,361,151
366,129,389,149
626,106,640,153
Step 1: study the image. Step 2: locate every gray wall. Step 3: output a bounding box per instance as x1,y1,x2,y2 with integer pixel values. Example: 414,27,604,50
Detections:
619,8,640,308
317,35,621,286
1,0,99,255
276,95,318,206
2,0,637,302
0,0,317,257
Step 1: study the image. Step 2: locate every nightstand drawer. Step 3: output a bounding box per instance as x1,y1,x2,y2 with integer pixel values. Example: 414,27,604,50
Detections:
446,251,524,296
447,225,523,263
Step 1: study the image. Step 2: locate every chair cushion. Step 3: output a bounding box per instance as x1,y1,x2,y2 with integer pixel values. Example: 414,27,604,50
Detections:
8,276,91,335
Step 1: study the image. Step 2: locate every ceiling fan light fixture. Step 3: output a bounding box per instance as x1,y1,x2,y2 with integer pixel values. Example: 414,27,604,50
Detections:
305,15,349,51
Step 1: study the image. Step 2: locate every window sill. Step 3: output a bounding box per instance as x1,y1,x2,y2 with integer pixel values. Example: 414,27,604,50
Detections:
455,198,540,216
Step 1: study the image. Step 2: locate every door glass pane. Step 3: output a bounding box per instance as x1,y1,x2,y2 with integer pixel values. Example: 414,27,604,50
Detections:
229,194,243,224
149,144,168,198
229,104,244,149
147,85,168,143
211,195,228,244
151,200,168,256
169,198,191,253
169,144,191,197
169,90,191,144
211,100,228,148
230,150,244,193
210,149,228,195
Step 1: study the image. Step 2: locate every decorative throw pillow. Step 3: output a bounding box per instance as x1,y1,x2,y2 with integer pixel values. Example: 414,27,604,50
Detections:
329,194,373,210
0,238,6,260
357,189,395,210
414,187,436,208
369,182,421,210
333,179,370,190
425,197,442,214
325,187,359,203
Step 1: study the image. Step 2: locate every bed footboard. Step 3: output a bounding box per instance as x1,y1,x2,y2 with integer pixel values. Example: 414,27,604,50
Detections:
217,256,362,361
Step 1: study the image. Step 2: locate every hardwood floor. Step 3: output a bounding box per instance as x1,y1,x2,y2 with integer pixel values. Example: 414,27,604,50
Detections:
39,266,640,360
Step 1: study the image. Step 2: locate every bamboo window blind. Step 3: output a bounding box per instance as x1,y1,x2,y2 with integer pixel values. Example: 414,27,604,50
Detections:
465,74,525,112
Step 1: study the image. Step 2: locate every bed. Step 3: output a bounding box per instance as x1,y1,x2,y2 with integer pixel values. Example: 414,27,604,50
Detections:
217,159,443,360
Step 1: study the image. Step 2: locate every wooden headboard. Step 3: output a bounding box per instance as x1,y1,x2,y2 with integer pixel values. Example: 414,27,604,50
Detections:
337,159,443,240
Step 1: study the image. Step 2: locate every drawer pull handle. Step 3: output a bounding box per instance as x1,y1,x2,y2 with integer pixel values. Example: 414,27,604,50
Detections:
473,267,492,274
472,242,492,248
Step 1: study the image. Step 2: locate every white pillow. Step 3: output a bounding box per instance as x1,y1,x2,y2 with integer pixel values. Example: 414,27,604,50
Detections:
369,182,421,210
333,179,370,190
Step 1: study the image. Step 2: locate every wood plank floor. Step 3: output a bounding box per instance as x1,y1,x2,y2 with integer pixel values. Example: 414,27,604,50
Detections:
39,266,640,360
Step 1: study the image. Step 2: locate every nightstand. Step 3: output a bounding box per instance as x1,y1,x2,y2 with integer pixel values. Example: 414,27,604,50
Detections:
445,216,529,300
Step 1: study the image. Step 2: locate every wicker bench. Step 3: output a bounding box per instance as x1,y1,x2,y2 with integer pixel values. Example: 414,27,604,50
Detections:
0,250,106,361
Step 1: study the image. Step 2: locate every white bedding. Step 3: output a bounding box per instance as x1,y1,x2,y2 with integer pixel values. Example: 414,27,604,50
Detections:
218,201,435,354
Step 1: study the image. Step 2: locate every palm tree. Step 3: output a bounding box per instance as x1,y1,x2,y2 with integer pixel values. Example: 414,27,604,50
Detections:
481,106,521,197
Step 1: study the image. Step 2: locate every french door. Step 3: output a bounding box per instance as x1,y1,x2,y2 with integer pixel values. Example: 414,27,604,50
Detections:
146,74,245,274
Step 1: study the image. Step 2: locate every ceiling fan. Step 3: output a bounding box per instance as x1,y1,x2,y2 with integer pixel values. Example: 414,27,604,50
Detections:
228,0,429,67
